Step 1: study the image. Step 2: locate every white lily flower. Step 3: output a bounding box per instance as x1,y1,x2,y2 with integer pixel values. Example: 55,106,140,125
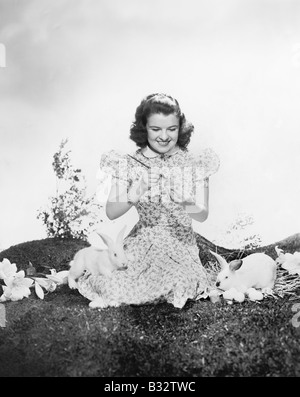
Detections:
281,252,300,276
34,281,45,299
0,258,18,280
0,271,34,302
275,246,294,265
46,270,69,285
275,246,300,276
33,277,57,293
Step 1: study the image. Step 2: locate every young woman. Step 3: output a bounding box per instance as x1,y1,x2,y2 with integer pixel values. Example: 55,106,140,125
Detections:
77,93,220,309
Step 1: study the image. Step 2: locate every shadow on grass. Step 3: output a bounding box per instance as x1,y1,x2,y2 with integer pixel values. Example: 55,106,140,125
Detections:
1,285,299,377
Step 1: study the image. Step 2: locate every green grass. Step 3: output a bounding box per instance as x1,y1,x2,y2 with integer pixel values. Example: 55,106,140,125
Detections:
0,237,300,377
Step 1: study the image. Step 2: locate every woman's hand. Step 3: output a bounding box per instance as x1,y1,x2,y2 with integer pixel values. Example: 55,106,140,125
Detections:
127,168,161,204
169,186,195,204
167,173,195,204
139,168,161,194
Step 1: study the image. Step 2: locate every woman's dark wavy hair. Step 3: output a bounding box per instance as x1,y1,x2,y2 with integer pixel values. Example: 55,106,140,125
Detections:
130,93,194,149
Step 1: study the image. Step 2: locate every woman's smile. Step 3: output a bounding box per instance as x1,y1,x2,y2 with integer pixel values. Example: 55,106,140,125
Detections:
157,140,171,146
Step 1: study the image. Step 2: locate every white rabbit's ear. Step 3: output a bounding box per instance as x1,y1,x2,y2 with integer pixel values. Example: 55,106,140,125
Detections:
229,259,243,272
97,232,114,249
116,225,127,246
210,250,228,269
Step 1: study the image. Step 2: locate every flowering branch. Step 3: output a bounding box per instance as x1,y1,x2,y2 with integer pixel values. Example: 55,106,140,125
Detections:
37,139,103,240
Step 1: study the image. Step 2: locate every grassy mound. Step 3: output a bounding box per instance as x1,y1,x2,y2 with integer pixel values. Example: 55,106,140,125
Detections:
0,237,89,272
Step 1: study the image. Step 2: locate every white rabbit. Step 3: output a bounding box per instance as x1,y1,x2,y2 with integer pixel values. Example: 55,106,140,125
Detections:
210,250,277,293
68,226,128,290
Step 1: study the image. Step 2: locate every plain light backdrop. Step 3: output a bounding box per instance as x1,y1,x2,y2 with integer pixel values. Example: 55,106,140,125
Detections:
0,0,300,250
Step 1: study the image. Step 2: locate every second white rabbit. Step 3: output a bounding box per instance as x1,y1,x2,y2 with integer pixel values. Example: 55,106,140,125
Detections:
210,250,277,293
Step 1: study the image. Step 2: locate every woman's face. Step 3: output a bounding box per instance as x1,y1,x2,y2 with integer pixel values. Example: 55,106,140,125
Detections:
146,113,179,155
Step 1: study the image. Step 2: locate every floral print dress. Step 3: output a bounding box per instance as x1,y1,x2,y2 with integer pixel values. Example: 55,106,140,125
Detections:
77,147,220,308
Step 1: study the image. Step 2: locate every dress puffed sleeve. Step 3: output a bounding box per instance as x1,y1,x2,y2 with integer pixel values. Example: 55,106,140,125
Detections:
193,148,220,182
96,150,131,203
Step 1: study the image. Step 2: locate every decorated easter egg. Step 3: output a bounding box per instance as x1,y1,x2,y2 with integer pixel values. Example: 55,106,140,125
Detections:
209,289,221,303
234,291,245,303
247,288,264,301
223,288,238,300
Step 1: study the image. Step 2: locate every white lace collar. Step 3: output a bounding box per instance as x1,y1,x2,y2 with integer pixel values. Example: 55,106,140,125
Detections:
140,145,180,159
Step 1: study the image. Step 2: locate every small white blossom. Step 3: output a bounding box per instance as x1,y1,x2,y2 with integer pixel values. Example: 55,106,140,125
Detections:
0,271,33,302
0,258,18,280
275,246,300,276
